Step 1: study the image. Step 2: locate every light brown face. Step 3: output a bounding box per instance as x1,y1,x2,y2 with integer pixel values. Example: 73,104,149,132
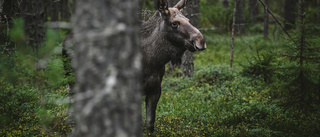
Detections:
156,0,206,52
163,8,206,52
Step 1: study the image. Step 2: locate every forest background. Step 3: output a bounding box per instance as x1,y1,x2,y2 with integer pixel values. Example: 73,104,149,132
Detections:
0,0,320,136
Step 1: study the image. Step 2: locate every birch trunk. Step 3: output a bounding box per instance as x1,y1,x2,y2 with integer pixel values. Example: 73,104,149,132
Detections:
72,0,142,136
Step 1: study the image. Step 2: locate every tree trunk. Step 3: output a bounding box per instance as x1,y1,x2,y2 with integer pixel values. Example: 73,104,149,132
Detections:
0,0,4,46
0,0,3,21
263,0,269,39
0,0,19,53
230,0,236,69
248,0,259,23
284,0,297,30
181,0,200,78
317,0,320,23
298,0,305,67
72,0,142,136
223,0,230,9
20,0,45,54
234,0,245,34
298,0,305,108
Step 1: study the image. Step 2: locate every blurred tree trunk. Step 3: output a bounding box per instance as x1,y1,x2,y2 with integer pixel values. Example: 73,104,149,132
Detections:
0,0,4,46
0,0,3,21
284,0,297,30
20,0,45,54
297,0,306,108
223,0,229,9
181,0,200,77
234,0,245,34
248,0,259,23
263,0,269,39
72,0,142,136
0,0,19,53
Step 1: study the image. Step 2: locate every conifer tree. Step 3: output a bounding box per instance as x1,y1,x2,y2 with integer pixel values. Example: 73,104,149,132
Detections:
279,0,320,110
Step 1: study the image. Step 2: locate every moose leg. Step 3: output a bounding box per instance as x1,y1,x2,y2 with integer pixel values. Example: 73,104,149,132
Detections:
145,87,161,133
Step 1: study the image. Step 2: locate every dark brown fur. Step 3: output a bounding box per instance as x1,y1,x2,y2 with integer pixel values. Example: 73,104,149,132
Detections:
62,0,206,133
141,0,206,133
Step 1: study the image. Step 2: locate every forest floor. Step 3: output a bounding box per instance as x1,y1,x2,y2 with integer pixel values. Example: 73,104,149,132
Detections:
1,32,319,137
143,32,320,136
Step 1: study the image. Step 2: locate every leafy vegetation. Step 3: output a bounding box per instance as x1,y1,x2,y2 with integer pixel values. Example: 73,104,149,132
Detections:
144,33,320,136
0,19,72,136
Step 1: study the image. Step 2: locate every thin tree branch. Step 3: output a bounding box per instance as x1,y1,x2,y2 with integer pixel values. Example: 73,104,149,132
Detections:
258,0,295,43
230,0,237,69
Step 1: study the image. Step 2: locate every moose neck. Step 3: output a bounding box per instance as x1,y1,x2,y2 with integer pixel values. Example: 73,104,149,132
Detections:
140,12,186,69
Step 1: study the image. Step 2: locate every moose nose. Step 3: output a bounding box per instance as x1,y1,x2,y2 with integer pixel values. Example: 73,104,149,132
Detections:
193,41,206,51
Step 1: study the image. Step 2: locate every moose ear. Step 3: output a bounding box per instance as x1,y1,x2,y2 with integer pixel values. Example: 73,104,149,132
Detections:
155,0,169,15
173,0,186,10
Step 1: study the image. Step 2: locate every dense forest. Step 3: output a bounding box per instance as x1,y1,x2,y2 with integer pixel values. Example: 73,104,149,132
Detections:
1,0,320,136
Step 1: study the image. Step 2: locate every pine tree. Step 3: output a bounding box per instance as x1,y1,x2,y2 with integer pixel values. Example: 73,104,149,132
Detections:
279,0,320,110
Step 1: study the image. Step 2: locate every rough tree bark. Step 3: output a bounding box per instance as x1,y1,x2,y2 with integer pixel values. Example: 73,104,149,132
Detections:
72,0,142,136
263,0,269,39
234,0,245,34
284,0,297,30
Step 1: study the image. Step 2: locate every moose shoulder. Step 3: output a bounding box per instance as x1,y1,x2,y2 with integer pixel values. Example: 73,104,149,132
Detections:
141,0,206,133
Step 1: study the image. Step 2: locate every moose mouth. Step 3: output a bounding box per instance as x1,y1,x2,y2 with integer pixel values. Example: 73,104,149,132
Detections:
185,41,205,52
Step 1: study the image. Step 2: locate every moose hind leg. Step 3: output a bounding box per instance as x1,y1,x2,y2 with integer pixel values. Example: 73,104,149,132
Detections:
145,88,161,133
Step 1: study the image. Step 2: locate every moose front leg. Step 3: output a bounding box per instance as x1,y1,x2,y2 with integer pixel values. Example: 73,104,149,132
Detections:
145,87,161,133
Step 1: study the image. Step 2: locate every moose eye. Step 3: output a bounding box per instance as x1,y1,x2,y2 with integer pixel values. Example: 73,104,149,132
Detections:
171,22,179,28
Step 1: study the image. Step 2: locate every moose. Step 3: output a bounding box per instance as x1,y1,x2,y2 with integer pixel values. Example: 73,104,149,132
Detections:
62,0,206,133
141,0,206,133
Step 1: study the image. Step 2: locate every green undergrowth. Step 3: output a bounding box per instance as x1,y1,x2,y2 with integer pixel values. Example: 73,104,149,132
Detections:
0,19,72,136
144,64,320,136
143,32,320,136
0,84,72,136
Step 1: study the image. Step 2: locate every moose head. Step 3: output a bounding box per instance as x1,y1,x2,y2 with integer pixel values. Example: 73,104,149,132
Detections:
155,0,206,52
